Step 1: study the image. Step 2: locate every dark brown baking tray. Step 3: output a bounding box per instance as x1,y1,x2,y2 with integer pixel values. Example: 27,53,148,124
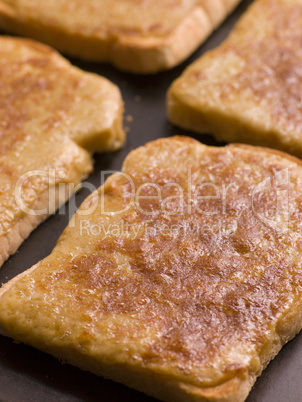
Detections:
0,1,302,401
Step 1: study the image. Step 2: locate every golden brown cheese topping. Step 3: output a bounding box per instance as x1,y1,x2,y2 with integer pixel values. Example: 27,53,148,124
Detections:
1,137,302,389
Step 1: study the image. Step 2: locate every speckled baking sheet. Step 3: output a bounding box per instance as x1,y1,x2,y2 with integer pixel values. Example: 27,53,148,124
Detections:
0,1,302,401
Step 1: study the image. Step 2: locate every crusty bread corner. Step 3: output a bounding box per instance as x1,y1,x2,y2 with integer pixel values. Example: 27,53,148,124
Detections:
167,85,212,133
0,262,41,337
0,178,87,269
0,263,39,337
0,0,242,73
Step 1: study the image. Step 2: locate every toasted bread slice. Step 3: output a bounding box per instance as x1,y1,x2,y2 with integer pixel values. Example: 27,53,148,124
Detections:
168,0,302,157
0,136,302,402
0,0,242,73
0,36,125,267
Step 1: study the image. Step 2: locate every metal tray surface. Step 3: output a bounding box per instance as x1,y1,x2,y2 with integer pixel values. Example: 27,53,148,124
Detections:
0,1,302,401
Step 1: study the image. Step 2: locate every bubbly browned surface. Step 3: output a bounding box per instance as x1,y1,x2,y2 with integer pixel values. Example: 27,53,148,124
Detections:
0,36,124,253
1,137,302,396
168,0,302,156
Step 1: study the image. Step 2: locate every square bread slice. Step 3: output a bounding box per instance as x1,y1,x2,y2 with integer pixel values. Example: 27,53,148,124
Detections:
0,0,242,73
168,0,302,157
0,36,125,267
0,136,302,402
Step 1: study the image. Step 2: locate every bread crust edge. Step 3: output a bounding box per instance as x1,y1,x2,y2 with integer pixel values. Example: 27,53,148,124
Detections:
0,1,241,73
0,174,90,268
167,85,302,158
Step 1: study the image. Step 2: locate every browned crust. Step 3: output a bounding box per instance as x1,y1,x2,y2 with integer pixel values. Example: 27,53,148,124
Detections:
0,1,242,73
0,262,41,335
167,86,216,132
